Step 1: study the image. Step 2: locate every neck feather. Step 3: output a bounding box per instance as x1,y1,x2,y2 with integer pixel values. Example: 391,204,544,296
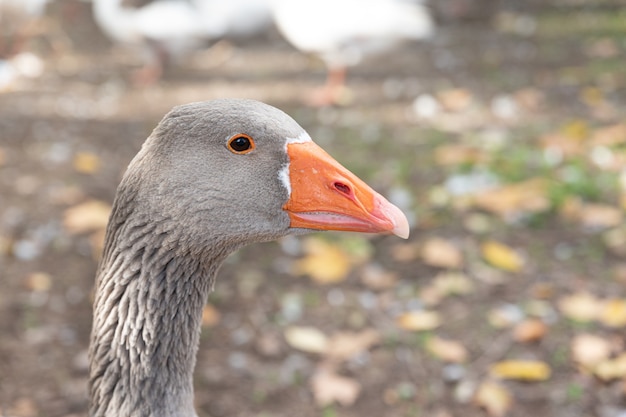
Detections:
88,204,232,417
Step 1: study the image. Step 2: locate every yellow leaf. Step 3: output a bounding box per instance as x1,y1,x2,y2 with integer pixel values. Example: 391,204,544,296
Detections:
421,237,464,269
63,200,111,235
73,152,102,174
474,381,513,417
294,237,353,284
561,119,589,141
593,353,626,381
599,299,626,328
490,360,551,381
284,326,329,354
425,336,468,363
558,292,602,323
396,311,441,331
481,240,524,272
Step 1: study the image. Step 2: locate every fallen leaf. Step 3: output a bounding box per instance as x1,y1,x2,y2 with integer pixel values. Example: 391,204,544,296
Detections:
421,237,464,269
487,304,525,329
437,88,473,112
63,200,111,235
435,144,488,166
73,151,102,174
474,380,513,417
390,242,420,262
25,272,52,292
571,333,611,368
426,336,468,363
490,360,551,381
481,240,524,272
294,237,354,284
593,353,626,381
201,304,221,327
432,271,474,296
360,264,397,290
590,123,626,147
512,319,548,343
471,178,550,218
599,299,626,328
558,292,602,323
578,204,623,229
0,147,5,166
325,329,380,361
396,311,441,331
284,326,329,354
311,365,361,407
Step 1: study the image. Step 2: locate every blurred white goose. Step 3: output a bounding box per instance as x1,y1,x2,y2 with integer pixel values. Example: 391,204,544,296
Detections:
271,0,434,106
93,0,272,85
93,0,208,84
0,0,50,58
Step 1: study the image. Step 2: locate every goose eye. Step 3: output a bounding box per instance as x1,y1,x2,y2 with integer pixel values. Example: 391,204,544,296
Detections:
227,134,255,154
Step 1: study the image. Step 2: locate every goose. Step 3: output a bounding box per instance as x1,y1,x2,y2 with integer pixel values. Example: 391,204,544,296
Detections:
88,98,409,416
271,0,435,106
92,0,272,85
92,0,208,85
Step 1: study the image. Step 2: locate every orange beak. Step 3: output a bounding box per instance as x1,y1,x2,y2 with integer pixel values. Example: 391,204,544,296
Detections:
283,141,409,239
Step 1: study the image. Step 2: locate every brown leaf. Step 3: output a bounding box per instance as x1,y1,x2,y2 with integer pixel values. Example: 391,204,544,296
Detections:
325,329,380,361
311,365,361,407
25,272,52,292
472,178,550,218
390,242,420,262
437,88,473,112
201,304,221,327
421,237,464,269
435,144,487,166
360,264,397,290
590,123,626,147
512,319,548,343
63,200,112,235
426,336,469,363
490,360,551,381
474,380,513,417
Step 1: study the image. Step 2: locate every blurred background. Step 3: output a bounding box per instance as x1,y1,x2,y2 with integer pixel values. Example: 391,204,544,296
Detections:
1,0,626,416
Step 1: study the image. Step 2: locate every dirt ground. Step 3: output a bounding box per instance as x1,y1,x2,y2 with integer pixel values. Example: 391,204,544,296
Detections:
1,1,626,417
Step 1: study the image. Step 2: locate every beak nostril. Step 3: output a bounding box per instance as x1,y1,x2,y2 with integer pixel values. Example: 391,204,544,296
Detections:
333,181,352,196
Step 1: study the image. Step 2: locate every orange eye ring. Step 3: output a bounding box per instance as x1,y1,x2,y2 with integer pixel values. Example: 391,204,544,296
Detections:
227,134,255,154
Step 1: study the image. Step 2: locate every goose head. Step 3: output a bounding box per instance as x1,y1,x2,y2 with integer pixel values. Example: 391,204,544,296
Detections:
116,98,408,254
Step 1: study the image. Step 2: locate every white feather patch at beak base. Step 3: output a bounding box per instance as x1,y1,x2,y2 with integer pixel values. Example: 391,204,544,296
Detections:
279,132,313,196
